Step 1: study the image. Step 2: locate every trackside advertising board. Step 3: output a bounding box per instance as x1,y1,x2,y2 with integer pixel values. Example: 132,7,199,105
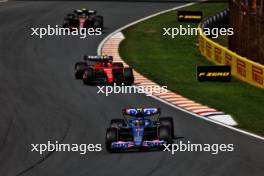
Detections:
198,28,264,88
177,11,203,22
197,66,231,82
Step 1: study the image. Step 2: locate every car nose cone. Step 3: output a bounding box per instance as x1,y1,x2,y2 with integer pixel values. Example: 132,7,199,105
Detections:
132,127,144,146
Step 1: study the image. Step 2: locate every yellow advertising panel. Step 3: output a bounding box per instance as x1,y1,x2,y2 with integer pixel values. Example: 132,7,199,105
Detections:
198,32,264,89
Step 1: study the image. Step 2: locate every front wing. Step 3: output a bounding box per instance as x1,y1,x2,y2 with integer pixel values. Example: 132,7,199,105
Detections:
111,140,166,149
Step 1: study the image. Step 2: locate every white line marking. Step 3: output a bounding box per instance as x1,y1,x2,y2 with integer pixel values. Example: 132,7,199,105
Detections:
199,112,225,116
0,0,8,2
97,3,264,141
209,115,238,126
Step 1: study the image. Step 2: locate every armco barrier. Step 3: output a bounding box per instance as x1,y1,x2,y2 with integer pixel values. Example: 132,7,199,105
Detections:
198,11,264,89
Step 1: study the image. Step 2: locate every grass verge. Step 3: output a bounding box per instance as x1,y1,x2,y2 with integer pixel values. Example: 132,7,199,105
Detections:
119,2,264,136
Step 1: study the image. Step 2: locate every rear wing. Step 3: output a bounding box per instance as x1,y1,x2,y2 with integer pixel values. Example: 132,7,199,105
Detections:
74,9,97,15
122,108,161,124
74,9,83,15
83,55,113,62
122,108,161,117
87,10,97,15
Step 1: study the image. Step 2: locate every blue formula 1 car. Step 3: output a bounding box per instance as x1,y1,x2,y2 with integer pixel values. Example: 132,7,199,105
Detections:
105,108,174,152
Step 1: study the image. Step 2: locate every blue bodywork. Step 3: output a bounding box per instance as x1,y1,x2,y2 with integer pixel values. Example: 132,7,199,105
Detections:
111,108,165,149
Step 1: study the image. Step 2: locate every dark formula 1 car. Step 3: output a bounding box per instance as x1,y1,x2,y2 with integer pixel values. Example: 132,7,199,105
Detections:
74,55,134,85
63,8,103,29
105,108,174,152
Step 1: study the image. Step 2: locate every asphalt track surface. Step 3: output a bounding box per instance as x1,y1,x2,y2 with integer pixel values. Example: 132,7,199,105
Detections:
0,1,263,176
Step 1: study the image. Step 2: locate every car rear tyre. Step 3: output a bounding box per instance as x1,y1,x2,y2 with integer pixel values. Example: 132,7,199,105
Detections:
63,19,70,28
110,119,126,128
159,117,174,138
83,68,94,85
124,68,134,85
74,62,88,79
113,72,124,85
93,15,103,28
112,62,124,68
158,125,171,143
66,13,75,19
105,128,118,153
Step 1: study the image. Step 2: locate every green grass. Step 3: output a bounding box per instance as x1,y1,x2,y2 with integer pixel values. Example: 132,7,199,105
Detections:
120,2,264,135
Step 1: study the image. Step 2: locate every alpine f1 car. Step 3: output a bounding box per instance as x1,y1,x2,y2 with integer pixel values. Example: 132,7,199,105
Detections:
74,55,134,85
63,8,103,29
105,108,174,152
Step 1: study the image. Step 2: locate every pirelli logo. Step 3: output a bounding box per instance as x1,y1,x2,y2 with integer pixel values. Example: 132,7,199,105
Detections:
200,37,205,53
237,59,246,78
177,11,203,22
197,66,231,82
252,65,264,85
214,47,222,64
224,52,232,66
206,42,212,59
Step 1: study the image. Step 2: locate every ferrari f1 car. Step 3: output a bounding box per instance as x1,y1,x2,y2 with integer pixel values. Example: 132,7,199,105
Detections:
105,108,174,152
74,55,134,85
63,8,103,29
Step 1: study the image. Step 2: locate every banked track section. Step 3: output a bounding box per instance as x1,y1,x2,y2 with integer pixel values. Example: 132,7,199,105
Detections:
0,1,263,176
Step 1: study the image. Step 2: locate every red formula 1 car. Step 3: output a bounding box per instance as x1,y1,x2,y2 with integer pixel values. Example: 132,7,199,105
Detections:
74,55,134,85
63,8,103,29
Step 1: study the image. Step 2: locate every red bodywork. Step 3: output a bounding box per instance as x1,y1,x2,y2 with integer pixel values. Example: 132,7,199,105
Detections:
68,16,92,29
89,62,123,83
79,17,86,28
